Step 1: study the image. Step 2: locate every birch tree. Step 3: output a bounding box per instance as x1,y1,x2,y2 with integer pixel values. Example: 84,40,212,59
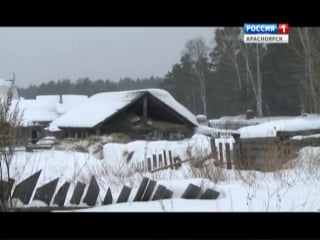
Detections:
239,42,267,117
212,27,267,117
184,38,210,116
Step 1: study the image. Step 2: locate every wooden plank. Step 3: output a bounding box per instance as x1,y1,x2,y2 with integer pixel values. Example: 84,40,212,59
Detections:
141,180,157,201
33,178,59,205
219,143,223,164
12,170,42,205
103,188,113,205
147,157,151,172
116,186,132,203
241,143,279,149
151,185,167,201
82,176,100,206
161,189,173,199
210,137,217,153
240,137,278,144
152,154,157,170
200,189,220,199
0,178,15,201
53,182,70,207
163,150,168,166
102,188,113,205
169,150,173,169
70,182,86,205
181,184,201,199
158,154,163,168
133,177,150,201
226,143,232,169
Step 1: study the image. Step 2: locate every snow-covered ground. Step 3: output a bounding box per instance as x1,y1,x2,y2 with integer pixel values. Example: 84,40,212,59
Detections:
3,114,320,211
3,136,320,211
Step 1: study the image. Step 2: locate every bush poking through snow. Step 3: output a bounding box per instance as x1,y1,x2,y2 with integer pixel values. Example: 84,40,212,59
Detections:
72,144,88,153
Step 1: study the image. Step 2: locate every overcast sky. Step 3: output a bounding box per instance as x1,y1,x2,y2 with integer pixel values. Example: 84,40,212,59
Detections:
0,27,215,88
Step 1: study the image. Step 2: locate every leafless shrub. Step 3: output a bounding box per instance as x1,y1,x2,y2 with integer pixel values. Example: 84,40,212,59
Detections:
0,85,23,211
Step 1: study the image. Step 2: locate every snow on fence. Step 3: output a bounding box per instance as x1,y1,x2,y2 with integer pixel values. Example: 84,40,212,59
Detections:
209,120,259,130
0,171,220,211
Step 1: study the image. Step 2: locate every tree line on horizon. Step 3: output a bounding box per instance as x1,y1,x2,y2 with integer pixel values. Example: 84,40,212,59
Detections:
18,27,320,118
18,76,163,98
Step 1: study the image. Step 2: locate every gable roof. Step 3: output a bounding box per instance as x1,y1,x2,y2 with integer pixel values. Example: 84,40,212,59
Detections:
51,89,198,129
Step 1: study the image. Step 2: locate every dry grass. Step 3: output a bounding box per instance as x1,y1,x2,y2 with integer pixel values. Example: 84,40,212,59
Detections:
107,133,131,143
72,144,88,153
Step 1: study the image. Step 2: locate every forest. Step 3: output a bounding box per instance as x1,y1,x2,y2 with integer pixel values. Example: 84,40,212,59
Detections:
18,27,320,119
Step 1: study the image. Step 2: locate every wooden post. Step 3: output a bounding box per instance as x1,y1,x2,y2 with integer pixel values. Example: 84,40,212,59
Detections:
219,143,223,165
147,157,151,172
233,142,240,169
163,150,167,166
142,96,148,123
152,154,157,170
174,156,182,169
159,154,163,168
226,143,232,169
133,177,150,201
169,150,173,169
210,137,217,159
96,127,101,136
232,134,241,169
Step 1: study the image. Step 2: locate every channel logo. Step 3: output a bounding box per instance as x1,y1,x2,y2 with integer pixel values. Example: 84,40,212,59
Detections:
243,23,289,43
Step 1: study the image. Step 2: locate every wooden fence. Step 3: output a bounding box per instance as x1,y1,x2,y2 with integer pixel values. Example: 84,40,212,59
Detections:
0,170,220,211
211,128,320,171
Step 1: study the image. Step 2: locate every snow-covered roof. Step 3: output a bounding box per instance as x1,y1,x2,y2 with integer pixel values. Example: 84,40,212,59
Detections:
51,89,198,128
14,95,88,126
239,114,320,138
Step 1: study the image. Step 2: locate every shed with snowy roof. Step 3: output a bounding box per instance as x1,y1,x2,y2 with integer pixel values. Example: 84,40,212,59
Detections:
14,94,88,143
50,89,198,140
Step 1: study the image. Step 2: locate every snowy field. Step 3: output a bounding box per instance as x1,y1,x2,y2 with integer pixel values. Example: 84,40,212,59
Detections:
2,114,320,211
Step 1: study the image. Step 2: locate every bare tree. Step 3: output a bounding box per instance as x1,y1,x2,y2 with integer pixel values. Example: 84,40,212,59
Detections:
213,28,267,117
291,27,320,113
214,27,243,90
0,77,23,211
184,38,210,116
238,41,267,118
